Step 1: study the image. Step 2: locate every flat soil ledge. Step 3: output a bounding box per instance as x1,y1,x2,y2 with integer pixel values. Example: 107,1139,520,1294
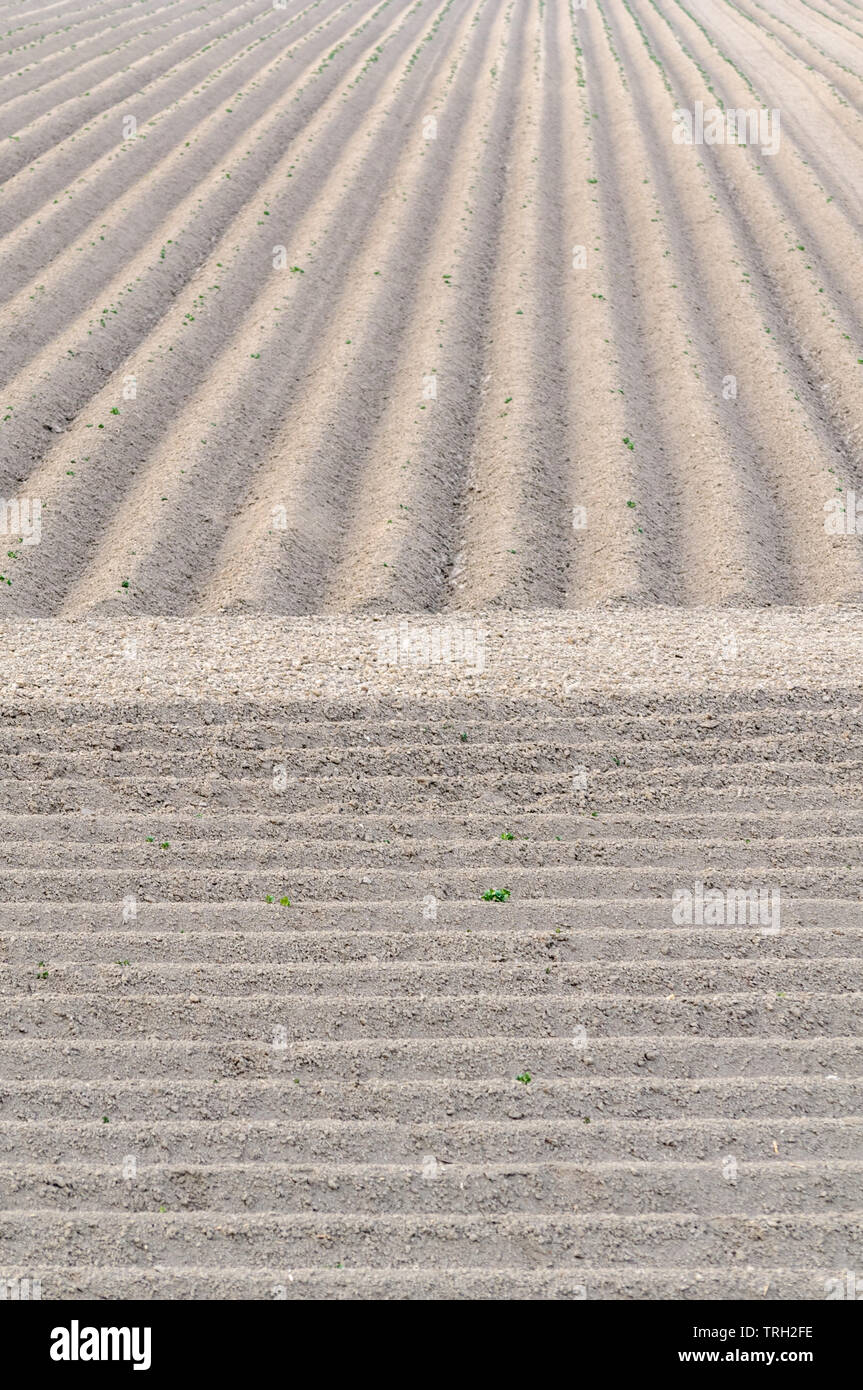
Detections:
1,607,862,706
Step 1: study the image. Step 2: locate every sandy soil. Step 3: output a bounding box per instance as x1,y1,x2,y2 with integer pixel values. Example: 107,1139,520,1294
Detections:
0,0,862,613
1,0,862,1303
1,615,862,1298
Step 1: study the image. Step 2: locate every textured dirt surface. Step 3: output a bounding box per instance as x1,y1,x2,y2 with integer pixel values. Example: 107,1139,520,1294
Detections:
1,616,862,1298
1,0,862,1303
1,0,863,611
